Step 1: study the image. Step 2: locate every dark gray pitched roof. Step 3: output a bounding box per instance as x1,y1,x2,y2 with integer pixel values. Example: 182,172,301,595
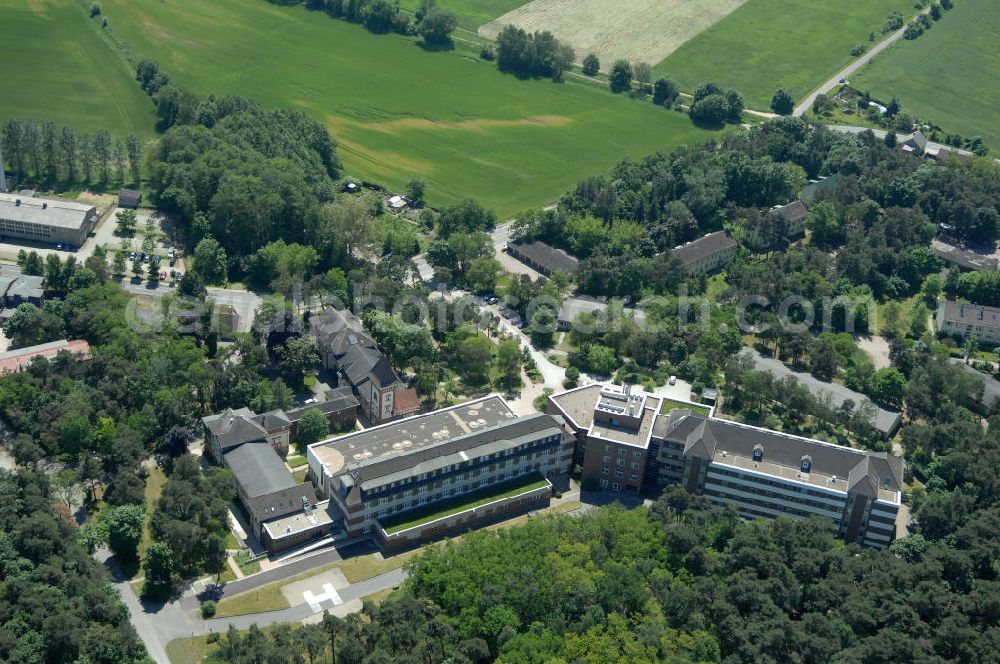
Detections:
245,483,318,525
254,409,291,430
223,441,296,498
746,349,901,435
660,413,904,494
948,359,997,408
507,240,579,275
670,231,737,266
930,241,998,272
203,408,268,450
343,346,383,385
285,388,360,421
369,355,400,388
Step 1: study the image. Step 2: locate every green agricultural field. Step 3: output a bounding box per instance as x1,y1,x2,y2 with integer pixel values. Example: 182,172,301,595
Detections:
0,0,156,137
655,0,915,110
397,0,526,31
98,0,714,215
851,0,1000,150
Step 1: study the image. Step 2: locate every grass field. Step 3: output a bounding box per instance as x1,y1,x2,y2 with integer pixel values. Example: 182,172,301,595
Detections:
397,0,525,31
0,0,156,137
851,0,1000,150
655,0,916,109
98,0,715,215
481,0,750,68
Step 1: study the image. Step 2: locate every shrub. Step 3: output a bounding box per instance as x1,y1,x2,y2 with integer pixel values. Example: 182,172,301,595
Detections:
480,44,496,61
201,600,217,618
89,2,102,17
850,43,866,57
582,54,600,76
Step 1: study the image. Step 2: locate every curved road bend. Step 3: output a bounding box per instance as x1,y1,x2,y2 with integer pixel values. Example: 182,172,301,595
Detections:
101,548,405,664
794,6,932,117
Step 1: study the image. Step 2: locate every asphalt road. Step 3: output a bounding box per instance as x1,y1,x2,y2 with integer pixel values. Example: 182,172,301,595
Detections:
794,6,932,116
101,544,405,664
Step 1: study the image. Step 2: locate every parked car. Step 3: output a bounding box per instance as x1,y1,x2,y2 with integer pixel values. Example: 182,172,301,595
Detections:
55,244,63,251
669,375,677,385
159,271,167,281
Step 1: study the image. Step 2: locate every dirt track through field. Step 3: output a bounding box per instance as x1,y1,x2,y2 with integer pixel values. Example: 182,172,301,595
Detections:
480,0,750,67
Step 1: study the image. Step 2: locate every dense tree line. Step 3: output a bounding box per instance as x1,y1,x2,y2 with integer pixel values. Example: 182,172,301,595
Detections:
0,469,150,664
1,118,142,186
517,118,999,308
203,468,1000,663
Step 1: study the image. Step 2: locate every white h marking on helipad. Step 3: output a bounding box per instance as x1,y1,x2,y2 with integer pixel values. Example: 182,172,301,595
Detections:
303,583,343,613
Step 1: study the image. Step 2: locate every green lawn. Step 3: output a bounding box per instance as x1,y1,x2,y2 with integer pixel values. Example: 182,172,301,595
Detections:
397,0,526,31
0,0,156,137
381,476,549,534
660,398,710,417
98,0,716,216
851,0,1000,150
655,0,915,109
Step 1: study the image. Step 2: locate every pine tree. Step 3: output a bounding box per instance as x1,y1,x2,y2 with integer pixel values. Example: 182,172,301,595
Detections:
59,126,78,182
93,129,112,181
125,135,142,183
79,134,94,182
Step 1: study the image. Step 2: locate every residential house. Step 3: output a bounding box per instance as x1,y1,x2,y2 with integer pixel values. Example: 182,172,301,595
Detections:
937,300,1000,346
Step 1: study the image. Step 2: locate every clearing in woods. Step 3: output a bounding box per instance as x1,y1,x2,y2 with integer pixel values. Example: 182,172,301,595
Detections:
96,0,716,215
0,0,157,137
850,0,1000,151
480,0,751,68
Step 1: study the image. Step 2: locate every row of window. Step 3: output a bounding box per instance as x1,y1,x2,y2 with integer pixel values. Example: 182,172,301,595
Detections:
710,466,845,502
367,436,559,495
364,460,550,516
599,467,639,482
602,444,643,458
705,478,843,514
0,218,53,237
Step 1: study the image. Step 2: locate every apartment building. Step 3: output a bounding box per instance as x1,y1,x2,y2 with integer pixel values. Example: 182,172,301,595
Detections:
546,384,678,494
670,231,738,274
937,300,1000,346
549,384,903,548
308,395,574,550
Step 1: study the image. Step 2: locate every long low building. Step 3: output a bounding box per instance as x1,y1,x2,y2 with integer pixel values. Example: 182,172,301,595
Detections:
0,339,90,374
506,239,579,277
549,383,903,548
0,192,98,247
746,349,902,437
308,395,575,550
670,231,738,274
